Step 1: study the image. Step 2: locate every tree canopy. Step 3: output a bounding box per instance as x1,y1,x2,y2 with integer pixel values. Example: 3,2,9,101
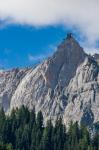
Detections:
0,106,98,150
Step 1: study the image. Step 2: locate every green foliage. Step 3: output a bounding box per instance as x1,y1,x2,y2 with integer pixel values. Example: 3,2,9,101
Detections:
0,107,99,150
40,119,53,150
0,142,13,150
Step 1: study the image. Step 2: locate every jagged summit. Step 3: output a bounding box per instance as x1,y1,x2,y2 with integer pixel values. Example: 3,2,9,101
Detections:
63,33,74,40
57,33,84,55
66,33,73,39
45,34,86,88
0,34,99,132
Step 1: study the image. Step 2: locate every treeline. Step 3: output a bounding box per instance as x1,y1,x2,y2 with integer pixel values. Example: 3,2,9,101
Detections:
0,106,99,150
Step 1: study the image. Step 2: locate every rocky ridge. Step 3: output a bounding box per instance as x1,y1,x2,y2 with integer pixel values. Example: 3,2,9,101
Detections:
0,34,99,130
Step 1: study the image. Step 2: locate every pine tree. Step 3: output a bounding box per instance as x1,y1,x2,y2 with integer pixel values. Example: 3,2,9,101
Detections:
15,126,23,150
16,105,30,127
36,111,43,130
29,108,36,129
93,132,99,150
0,107,6,141
40,119,53,150
31,111,43,150
21,124,30,150
30,126,37,150
0,106,98,150
52,117,66,150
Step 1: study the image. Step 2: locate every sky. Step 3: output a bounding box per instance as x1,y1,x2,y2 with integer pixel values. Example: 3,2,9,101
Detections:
0,0,99,69
0,25,68,68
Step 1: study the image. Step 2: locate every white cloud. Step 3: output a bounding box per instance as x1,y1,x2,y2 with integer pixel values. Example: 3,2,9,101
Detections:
84,47,99,55
0,0,99,49
28,54,46,62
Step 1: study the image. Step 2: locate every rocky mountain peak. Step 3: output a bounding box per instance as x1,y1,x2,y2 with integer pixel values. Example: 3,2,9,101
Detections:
0,34,99,132
57,33,82,52
66,33,73,39
44,34,86,88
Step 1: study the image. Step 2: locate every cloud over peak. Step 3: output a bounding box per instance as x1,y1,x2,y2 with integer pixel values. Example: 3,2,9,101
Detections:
0,0,99,46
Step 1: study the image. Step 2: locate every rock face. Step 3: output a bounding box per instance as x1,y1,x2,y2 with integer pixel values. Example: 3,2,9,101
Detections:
0,34,99,129
63,57,99,128
0,68,29,111
10,35,86,121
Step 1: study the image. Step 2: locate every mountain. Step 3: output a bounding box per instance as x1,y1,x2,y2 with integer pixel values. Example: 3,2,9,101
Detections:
0,34,99,130
63,57,99,130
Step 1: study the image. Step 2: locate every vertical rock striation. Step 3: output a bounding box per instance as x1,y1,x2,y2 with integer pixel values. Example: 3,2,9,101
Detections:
0,34,99,130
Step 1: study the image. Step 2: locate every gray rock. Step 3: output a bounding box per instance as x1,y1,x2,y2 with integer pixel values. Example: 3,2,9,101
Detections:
10,35,86,121
0,34,99,131
63,57,99,128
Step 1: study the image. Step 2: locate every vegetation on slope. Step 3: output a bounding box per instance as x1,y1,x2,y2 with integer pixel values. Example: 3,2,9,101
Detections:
0,106,99,150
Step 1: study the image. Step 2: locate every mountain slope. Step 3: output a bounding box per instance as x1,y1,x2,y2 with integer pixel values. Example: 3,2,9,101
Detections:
63,57,99,128
10,34,86,121
0,68,29,111
0,34,99,129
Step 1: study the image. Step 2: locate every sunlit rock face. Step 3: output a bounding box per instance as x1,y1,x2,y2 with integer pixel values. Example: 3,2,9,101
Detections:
63,57,99,128
9,35,86,121
0,68,29,111
0,34,99,130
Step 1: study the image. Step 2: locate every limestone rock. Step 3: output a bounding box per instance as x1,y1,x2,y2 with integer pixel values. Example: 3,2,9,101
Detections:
10,35,86,121
63,57,99,128
0,34,99,131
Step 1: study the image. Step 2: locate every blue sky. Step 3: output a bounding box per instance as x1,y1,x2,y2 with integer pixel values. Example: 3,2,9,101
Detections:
0,0,99,69
0,25,81,69
0,25,63,68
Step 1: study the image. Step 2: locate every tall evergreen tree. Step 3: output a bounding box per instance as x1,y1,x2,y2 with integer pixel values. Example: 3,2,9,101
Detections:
40,119,53,150
0,106,98,150
0,107,6,141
